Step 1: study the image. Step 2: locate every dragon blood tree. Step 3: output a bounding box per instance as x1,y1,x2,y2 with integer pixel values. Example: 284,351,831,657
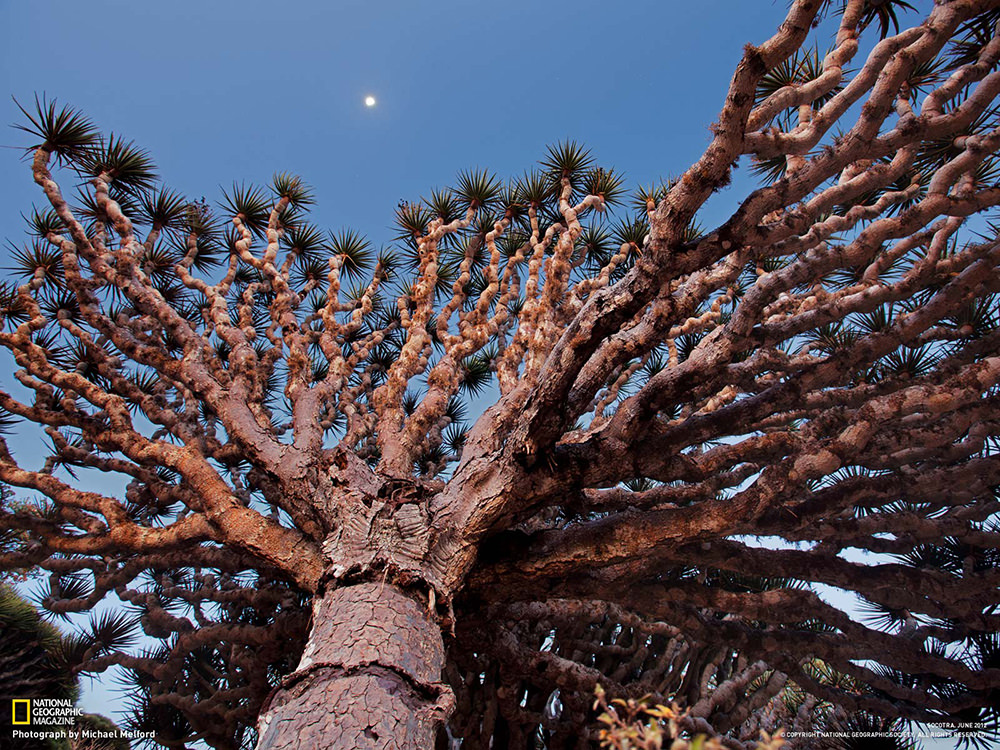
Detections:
2,0,1000,747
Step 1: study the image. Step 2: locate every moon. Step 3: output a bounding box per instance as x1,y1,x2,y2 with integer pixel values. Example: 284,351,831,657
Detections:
364,95,376,107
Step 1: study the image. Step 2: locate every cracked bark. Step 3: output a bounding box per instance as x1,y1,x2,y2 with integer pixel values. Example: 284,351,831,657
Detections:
256,581,448,750
6,0,1000,745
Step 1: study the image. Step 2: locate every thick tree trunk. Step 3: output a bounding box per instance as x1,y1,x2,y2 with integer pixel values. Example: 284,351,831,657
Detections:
255,581,447,750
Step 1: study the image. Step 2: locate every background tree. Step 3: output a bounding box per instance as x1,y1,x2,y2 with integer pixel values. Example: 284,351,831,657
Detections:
2,0,1000,748
0,582,130,750
0,582,79,750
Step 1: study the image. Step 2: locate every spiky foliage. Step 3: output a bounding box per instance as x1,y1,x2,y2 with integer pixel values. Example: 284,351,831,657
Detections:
454,169,502,211
327,228,374,280
136,189,188,234
541,140,594,180
13,95,98,164
78,134,157,197
3,3,1000,749
270,172,314,209
219,183,271,238
755,47,845,111
856,0,919,40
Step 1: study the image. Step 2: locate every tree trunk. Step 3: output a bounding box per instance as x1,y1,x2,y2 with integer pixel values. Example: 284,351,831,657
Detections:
255,581,447,750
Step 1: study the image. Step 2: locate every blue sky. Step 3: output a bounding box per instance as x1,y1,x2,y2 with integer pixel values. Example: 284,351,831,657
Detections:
0,2,961,748
0,1,789,244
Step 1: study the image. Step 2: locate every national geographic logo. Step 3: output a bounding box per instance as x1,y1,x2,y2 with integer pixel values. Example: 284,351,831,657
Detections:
7,698,81,726
6,699,156,743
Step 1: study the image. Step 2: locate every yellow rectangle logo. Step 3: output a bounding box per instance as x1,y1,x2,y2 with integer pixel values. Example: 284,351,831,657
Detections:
11,699,30,725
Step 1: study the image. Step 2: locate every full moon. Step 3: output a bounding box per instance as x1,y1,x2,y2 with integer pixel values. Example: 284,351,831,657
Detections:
364,95,376,107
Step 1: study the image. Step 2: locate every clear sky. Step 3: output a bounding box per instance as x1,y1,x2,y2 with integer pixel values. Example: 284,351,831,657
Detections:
0,1,790,245
0,1,958,748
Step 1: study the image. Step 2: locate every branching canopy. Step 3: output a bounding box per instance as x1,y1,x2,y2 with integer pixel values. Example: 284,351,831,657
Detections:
3,1,1000,747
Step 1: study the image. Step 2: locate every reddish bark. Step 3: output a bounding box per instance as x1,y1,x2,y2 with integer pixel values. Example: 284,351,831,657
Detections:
256,582,449,750
3,1,1000,747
